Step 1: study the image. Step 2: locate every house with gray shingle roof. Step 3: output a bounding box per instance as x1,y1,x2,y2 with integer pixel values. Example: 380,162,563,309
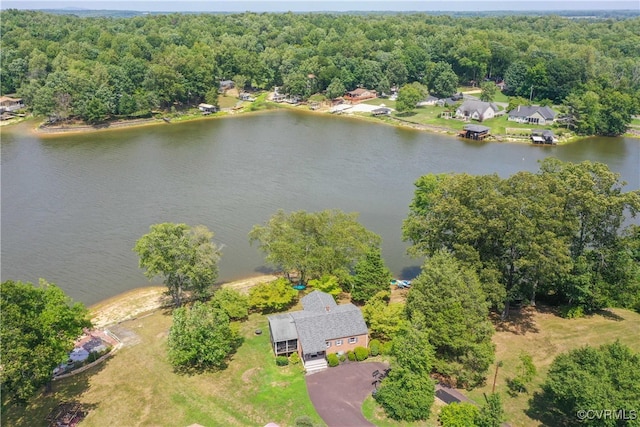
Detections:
267,290,369,373
455,100,499,122
507,105,556,125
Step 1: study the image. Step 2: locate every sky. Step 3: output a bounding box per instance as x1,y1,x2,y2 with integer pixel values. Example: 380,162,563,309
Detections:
2,0,639,12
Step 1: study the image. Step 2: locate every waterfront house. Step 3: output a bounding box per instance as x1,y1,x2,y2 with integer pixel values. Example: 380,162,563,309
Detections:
344,88,377,103
268,290,369,373
0,96,24,113
219,80,235,92
198,103,218,113
417,95,439,107
507,105,556,125
455,100,499,122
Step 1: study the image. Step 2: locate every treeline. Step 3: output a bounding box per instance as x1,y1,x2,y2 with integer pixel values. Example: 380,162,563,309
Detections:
403,158,640,318
1,10,639,132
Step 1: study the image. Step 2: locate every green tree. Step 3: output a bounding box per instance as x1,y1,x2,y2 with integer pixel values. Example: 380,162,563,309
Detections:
167,302,238,371
350,248,392,303
248,278,297,313
532,342,640,427
361,291,408,342
476,393,505,427
249,209,380,284
406,251,495,387
307,275,341,299
210,288,249,320
427,62,459,98
1,279,91,402
133,223,221,307
508,352,537,394
396,82,426,113
204,86,219,107
326,77,346,100
439,402,480,427
479,81,497,102
375,328,435,421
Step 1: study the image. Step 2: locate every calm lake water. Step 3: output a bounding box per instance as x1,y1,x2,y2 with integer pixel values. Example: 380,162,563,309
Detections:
2,110,639,305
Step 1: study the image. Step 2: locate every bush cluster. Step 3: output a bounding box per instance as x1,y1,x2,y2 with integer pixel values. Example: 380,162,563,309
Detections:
369,339,381,356
275,356,289,366
354,346,369,361
327,353,340,367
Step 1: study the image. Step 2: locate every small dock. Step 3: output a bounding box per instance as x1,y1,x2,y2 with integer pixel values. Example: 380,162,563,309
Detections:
458,124,491,140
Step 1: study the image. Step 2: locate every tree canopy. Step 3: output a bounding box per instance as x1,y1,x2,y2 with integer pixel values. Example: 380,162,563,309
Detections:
350,248,393,303
403,159,640,317
249,209,380,284
4,10,637,133
0,279,91,402
531,341,640,427
167,302,239,371
133,223,221,307
406,251,495,387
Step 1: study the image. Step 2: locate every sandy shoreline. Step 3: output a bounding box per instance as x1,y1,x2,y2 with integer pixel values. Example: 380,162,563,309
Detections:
89,274,277,328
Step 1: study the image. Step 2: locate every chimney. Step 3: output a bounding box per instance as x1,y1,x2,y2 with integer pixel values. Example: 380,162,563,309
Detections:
518,105,520,112
325,306,330,312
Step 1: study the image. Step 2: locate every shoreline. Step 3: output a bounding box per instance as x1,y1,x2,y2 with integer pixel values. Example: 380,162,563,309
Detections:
12,100,636,143
89,274,278,328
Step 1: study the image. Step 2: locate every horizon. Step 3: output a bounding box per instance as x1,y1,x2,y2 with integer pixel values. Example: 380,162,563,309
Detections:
2,1,639,13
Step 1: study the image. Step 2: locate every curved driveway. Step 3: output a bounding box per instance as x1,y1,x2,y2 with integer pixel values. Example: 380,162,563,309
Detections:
305,362,388,427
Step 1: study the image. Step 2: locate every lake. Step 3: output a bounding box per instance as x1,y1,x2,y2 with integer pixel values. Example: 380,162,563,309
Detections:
2,110,639,305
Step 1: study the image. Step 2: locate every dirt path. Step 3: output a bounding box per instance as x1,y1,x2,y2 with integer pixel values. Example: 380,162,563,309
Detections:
89,275,278,327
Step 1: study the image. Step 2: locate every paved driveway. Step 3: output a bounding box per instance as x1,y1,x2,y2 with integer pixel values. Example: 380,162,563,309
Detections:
305,362,388,427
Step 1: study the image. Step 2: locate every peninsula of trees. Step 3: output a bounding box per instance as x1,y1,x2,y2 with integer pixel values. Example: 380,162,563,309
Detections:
1,10,639,135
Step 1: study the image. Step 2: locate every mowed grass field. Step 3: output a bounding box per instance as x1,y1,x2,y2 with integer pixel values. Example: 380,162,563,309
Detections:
360,305,640,426
2,311,323,427
468,306,640,427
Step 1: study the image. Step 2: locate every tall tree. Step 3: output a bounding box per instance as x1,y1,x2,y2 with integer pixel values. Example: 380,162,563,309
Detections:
531,342,640,427
406,251,495,387
167,302,238,371
375,328,436,421
134,223,221,307
479,81,497,102
350,247,393,303
424,61,458,98
396,82,427,113
249,209,380,284
1,279,91,402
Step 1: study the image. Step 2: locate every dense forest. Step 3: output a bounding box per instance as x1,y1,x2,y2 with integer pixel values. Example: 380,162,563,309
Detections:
1,10,639,134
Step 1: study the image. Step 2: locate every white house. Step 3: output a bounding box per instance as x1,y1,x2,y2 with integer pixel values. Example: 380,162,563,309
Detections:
507,105,556,125
455,100,499,122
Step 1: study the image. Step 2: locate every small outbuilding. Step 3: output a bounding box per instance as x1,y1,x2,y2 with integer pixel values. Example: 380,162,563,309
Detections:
459,124,491,140
372,106,392,116
198,103,218,114
531,129,558,144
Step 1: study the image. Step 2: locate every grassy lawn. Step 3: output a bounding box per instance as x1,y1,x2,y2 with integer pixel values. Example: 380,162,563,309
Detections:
361,305,640,427
467,306,640,427
2,311,323,427
362,97,397,109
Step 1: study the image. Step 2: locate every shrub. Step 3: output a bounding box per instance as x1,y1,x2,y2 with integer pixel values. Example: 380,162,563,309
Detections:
439,402,479,427
338,353,347,362
369,339,381,356
347,350,356,361
211,288,249,320
327,353,340,367
289,351,301,365
381,341,393,355
275,356,289,366
354,346,369,361
248,278,297,313
561,305,585,319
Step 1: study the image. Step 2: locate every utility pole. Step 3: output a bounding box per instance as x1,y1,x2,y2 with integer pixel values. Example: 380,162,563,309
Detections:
492,361,503,394
529,85,534,102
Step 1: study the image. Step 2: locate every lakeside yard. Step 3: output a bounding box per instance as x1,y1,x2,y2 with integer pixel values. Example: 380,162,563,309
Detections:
3,280,639,427
2,310,323,427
